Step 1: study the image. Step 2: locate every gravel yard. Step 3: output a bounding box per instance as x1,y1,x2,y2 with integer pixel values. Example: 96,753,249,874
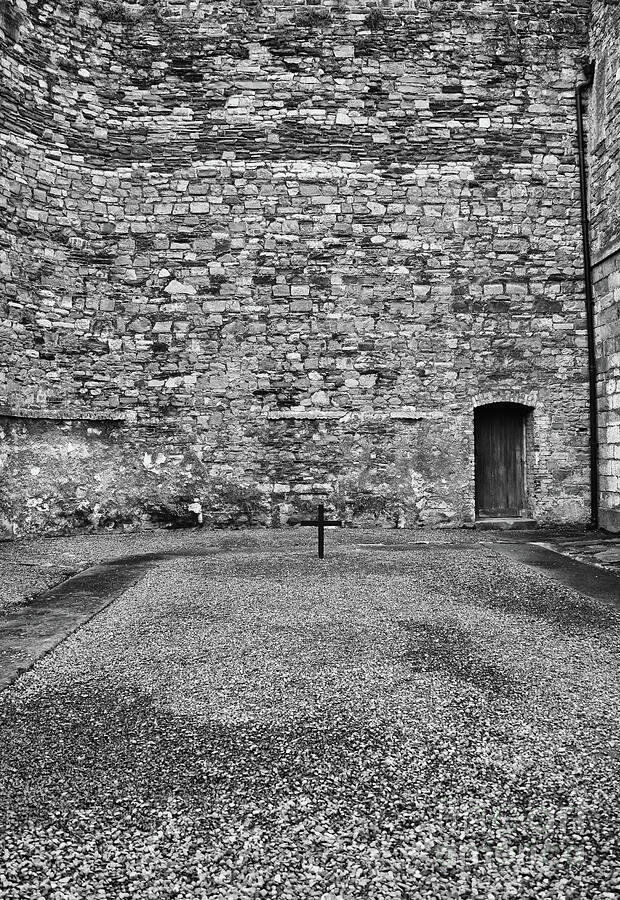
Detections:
1,534,619,899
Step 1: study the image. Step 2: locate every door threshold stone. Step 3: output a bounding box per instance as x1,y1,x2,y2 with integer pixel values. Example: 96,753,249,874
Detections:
474,518,538,530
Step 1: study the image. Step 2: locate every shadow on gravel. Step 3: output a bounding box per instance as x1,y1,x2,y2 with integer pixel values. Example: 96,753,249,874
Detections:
0,684,560,832
0,687,430,833
3,683,615,857
102,539,278,571
397,620,518,696
105,547,219,567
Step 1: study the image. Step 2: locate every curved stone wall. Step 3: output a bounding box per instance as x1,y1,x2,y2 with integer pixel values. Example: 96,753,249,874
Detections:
0,0,592,533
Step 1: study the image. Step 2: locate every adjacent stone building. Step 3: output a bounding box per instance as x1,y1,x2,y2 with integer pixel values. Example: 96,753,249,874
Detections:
0,0,615,534
590,0,620,532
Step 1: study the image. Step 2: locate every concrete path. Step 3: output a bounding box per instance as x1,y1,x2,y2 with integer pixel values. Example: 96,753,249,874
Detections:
0,555,161,689
488,540,620,606
1,535,618,899
544,532,620,575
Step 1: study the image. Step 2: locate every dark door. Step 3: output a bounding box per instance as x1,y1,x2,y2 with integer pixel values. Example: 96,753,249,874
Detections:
475,404,527,518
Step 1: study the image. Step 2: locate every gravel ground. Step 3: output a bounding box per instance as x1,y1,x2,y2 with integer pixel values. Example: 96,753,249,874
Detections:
1,537,619,899
0,527,488,614
0,522,597,614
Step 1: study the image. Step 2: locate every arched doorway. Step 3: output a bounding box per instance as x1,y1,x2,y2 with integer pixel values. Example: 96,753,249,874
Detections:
475,403,531,519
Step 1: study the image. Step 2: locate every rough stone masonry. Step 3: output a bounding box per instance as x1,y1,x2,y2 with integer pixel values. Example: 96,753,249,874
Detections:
0,0,612,534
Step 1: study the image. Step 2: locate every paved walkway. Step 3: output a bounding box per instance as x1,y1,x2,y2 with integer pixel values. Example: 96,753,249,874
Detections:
543,532,620,575
0,530,619,898
480,528,620,579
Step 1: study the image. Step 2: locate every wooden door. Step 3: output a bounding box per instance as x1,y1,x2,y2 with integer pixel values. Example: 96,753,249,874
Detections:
475,404,526,518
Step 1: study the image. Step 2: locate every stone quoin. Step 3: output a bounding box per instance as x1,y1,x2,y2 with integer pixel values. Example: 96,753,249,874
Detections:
0,0,618,534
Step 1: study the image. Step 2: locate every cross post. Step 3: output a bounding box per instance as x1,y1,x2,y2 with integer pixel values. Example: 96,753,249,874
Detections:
299,503,342,559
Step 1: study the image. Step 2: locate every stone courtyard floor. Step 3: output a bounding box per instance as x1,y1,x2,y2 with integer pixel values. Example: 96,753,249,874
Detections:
0,529,619,899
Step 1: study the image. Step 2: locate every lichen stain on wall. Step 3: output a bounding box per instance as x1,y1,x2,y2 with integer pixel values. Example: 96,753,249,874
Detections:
0,415,475,534
0,418,140,535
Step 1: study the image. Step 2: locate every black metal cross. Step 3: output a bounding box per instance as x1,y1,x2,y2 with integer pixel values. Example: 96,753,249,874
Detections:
300,503,342,559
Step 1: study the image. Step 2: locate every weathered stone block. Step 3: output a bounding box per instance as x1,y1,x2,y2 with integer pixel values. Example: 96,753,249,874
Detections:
164,280,197,296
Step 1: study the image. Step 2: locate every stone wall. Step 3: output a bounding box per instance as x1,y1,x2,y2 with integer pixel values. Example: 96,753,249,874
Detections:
0,415,137,534
589,0,620,532
0,0,592,534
